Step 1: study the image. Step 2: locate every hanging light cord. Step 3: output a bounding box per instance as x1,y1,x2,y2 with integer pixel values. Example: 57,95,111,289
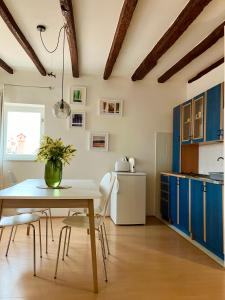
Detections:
39,25,65,54
61,25,66,102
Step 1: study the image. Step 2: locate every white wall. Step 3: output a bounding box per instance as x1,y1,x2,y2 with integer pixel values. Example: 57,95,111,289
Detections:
0,71,186,216
186,63,224,174
186,64,224,99
199,143,224,174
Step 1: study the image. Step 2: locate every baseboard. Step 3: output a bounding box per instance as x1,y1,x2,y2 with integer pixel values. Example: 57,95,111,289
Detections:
158,217,225,267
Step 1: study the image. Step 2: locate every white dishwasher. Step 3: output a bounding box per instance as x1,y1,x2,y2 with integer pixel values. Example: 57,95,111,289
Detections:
110,172,146,225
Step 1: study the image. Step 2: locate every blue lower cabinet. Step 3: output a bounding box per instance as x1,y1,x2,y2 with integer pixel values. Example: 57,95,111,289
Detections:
177,178,190,235
169,176,177,225
160,175,170,221
191,180,205,246
206,183,223,259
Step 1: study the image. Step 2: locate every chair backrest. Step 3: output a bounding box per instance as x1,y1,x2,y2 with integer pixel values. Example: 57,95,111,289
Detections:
97,172,115,218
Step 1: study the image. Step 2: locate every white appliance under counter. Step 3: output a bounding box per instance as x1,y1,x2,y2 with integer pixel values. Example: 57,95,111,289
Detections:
110,172,146,225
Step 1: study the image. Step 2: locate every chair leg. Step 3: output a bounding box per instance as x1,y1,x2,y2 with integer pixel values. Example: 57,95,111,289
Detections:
38,220,43,258
100,225,107,259
27,224,30,236
0,228,4,242
42,211,48,254
54,226,68,279
99,229,108,282
62,226,68,261
12,225,18,242
68,209,71,217
48,209,54,242
5,226,14,257
103,222,110,255
29,224,36,276
66,226,72,256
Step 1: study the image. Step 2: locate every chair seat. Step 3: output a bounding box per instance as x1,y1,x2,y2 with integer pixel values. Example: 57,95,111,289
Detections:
0,213,40,227
17,208,48,214
69,206,102,215
63,216,101,229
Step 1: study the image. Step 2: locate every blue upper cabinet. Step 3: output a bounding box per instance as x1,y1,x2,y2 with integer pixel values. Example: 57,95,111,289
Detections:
192,93,205,143
176,82,224,145
206,83,223,142
172,105,180,172
181,100,192,144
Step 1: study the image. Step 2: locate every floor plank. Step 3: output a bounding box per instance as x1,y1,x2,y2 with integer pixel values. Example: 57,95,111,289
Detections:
0,217,224,300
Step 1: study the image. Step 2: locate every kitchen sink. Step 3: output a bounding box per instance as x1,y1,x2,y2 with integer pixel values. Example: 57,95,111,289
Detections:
208,172,224,181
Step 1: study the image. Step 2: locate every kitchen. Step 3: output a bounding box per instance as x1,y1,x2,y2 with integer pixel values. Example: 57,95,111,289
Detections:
0,0,225,299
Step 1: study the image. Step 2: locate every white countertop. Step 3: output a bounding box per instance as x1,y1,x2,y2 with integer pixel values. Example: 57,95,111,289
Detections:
0,179,102,199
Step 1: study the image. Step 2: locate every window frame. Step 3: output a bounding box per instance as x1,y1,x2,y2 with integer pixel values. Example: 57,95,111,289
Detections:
3,102,45,161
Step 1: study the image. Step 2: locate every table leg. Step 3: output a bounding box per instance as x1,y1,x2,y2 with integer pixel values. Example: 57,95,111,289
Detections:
0,199,3,220
88,199,98,293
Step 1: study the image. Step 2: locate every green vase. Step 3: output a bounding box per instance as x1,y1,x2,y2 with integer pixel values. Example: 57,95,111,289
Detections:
44,160,62,188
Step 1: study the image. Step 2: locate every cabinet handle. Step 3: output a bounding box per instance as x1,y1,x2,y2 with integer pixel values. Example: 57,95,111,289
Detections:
201,185,207,192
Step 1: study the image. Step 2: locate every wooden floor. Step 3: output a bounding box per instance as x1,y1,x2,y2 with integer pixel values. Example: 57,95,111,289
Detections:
0,217,224,300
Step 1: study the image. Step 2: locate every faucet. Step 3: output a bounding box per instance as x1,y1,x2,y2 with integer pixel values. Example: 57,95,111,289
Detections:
217,156,224,161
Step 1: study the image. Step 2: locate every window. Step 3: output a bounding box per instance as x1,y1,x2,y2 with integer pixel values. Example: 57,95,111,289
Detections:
4,103,45,161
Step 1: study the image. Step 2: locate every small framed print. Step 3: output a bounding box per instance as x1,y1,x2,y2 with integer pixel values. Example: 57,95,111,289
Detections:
89,132,109,151
70,86,86,105
70,112,86,129
99,99,123,116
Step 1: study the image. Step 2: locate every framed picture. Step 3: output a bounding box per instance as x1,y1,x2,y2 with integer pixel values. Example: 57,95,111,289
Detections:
89,132,109,151
99,99,123,116
70,112,86,129
70,86,86,105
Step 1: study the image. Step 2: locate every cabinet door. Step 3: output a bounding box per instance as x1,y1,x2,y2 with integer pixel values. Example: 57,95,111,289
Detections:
206,183,223,259
181,100,192,144
192,93,204,143
160,175,170,221
169,176,177,225
172,105,181,172
191,180,205,245
178,178,189,235
206,84,222,141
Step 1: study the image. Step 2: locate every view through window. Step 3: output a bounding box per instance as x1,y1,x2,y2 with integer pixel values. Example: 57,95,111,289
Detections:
4,103,45,160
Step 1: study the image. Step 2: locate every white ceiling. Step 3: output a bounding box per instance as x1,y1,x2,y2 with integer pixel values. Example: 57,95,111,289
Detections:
0,0,224,82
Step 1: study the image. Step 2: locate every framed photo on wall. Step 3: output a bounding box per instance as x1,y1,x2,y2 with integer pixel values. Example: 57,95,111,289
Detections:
70,111,86,129
89,132,109,151
99,99,123,116
70,86,86,105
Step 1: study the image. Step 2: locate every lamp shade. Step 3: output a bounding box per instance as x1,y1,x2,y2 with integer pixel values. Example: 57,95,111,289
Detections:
53,99,71,119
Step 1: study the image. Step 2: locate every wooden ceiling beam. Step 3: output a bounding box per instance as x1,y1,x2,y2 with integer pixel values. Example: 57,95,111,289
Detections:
0,0,46,76
188,57,224,83
0,58,13,74
103,0,138,80
131,0,212,81
60,0,79,78
158,21,225,83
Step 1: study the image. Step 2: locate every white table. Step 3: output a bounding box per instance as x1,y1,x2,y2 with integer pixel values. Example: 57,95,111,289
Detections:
0,179,102,293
